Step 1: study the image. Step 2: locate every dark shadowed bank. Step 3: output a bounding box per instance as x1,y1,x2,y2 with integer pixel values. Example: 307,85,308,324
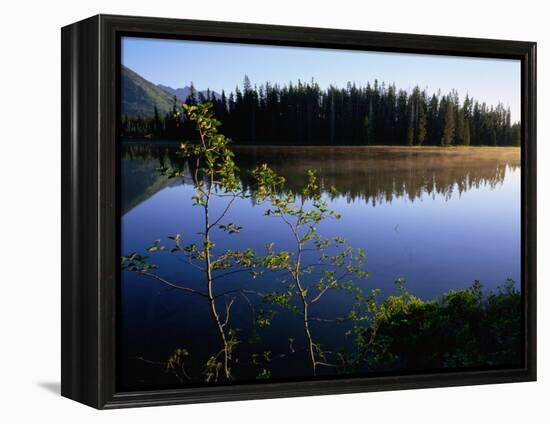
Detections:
346,280,521,373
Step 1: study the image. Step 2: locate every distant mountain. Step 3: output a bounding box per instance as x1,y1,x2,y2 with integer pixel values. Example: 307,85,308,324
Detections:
121,65,175,118
121,65,221,118
157,84,221,103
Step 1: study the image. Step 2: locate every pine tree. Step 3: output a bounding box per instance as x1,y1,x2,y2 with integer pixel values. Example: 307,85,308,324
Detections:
416,95,427,145
407,94,415,146
186,82,197,105
511,123,521,146
440,95,455,146
152,105,162,137
454,91,465,145
464,120,471,146
427,93,440,145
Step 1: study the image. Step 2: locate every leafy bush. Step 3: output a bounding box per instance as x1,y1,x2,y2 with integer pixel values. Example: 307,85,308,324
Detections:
349,279,521,372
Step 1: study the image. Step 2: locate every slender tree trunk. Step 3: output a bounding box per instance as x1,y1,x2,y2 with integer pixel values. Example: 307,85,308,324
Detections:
294,246,317,376
301,297,317,376
204,176,231,381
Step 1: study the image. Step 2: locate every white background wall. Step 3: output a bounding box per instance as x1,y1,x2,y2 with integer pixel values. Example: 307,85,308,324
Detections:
0,0,546,421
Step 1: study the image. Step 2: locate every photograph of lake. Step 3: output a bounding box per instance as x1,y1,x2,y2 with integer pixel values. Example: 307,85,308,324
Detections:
118,36,522,390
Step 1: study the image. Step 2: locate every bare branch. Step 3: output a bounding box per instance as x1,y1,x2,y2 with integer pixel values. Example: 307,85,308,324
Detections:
239,289,256,322
212,267,255,281
208,195,238,231
315,361,338,368
216,190,246,198
310,316,350,323
175,256,205,272
309,284,332,304
221,296,237,329
214,288,264,300
335,271,352,283
135,356,191,382
137,271,208,298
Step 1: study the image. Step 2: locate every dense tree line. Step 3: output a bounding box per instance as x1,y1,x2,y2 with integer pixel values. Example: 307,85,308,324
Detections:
121,77,521,146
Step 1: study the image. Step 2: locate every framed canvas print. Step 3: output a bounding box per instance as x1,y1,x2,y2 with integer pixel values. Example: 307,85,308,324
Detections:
61,14,536,409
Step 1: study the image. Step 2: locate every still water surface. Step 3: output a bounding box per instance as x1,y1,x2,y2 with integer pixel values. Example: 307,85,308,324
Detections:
120,143,520,388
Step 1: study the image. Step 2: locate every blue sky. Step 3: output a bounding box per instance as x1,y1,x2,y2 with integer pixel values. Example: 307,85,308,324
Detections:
122,36,521,122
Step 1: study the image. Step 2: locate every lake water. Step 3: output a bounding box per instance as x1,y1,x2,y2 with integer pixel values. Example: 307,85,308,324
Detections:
119,142,521,389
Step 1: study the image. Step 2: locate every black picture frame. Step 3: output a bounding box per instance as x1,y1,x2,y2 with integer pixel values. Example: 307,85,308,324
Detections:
61,14,537,409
